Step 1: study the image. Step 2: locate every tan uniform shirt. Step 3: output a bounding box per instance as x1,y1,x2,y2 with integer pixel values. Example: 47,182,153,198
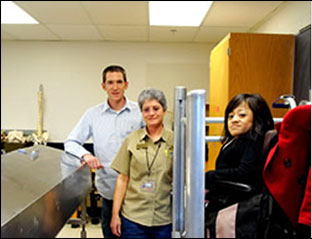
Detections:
111,127,174,227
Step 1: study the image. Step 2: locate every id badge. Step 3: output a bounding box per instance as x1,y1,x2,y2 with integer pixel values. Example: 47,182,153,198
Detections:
141,180,156,193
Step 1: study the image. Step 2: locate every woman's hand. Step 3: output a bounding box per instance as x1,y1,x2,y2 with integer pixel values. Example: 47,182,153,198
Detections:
110,214,121,237
205,189,210,204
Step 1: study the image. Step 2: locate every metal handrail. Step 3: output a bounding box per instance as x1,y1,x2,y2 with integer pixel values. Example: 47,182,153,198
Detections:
172,87,283,238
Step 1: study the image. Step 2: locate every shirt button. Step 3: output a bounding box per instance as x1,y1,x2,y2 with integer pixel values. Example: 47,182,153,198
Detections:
297,176,306,185
283,158,292,168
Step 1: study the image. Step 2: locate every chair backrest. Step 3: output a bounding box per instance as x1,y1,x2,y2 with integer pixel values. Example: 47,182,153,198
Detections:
262,129,278,160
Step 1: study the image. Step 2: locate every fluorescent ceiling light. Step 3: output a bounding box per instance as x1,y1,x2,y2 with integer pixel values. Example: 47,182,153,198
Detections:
1,1,38,24
149,1,213,27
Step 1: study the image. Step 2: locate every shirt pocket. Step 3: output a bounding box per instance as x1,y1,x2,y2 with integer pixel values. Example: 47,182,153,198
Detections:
130,150,147,180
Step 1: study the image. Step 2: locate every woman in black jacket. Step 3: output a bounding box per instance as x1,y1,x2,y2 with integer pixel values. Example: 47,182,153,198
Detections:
206,93,274,191
205,93,274,238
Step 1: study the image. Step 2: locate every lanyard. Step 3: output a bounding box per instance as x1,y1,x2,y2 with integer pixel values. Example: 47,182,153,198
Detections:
145,142,162,177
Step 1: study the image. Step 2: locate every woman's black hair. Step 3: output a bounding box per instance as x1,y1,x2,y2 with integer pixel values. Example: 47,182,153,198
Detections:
222,93,274,143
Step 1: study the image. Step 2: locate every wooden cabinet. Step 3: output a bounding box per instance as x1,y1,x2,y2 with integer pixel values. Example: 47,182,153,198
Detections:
207,32,295,171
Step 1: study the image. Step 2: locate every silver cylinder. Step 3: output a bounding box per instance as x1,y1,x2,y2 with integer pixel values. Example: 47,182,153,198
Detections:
273,117,283,123
205,117,283,124
172,87,187,238
185,90,206,238
205,117,224,124
205,136,223,142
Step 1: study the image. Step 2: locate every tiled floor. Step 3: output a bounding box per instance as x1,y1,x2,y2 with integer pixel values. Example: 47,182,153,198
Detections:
56,221,103,238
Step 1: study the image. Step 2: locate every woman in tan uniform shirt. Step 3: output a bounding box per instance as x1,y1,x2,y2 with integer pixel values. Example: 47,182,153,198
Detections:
110,88,173,238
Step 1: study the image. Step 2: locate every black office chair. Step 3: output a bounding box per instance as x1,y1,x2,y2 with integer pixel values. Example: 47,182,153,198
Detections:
205,129,278,238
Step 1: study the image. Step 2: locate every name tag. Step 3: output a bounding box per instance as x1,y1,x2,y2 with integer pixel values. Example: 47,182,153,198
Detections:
141,180,156,193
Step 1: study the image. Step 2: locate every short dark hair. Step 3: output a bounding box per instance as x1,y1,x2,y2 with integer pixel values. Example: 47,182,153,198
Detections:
223,93,274,143
102,65,127,83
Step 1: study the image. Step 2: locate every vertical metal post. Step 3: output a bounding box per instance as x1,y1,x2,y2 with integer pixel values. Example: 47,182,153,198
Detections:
80,198,87,238
185,90,206,238
172,87,187,238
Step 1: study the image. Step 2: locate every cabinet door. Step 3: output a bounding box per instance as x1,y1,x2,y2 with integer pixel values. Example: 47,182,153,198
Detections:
207,33,295,172
207,35,230,171
229,33,294,118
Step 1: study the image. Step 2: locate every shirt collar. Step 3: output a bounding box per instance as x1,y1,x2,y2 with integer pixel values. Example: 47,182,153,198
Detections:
139,126,171,143
102,96,131,113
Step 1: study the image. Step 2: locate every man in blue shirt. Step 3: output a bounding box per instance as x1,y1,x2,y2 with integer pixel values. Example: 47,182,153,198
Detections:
64,65,144,238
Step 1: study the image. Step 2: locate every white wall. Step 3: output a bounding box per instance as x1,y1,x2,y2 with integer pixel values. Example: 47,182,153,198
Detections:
1,1,310,142
1,41,213,141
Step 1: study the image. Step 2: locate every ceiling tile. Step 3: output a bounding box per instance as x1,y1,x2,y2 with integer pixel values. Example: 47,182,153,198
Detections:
1,30,17,40
203,1,283,27
15,1,92,24
1,24,59,40
81,1,148,25
97,26,148,41
149,27,198,42
46,24,103,40
1,1,296,43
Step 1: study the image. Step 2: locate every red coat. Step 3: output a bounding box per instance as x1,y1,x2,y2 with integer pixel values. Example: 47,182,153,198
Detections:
263,104,311,227
298,167,311,226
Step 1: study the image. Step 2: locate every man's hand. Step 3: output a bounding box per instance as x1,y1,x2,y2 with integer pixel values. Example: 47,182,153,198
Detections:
82,154,104,169
110,214,121,237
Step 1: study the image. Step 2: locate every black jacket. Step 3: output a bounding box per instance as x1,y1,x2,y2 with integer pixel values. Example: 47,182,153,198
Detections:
205,134,263,190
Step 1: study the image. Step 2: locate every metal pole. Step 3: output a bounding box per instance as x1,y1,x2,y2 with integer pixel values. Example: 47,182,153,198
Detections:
205,136,223,142
80,198,87,238
205,117,224,124
172,87,187,238
204,117,282,143
273,118,283,123
185,90,206,238
205,117,283,124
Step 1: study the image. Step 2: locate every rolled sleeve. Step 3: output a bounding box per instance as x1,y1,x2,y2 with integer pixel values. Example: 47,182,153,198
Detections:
64,110,93,158
111,137,131,176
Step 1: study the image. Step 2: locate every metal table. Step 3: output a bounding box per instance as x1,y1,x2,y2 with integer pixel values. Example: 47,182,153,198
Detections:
1,145,92,238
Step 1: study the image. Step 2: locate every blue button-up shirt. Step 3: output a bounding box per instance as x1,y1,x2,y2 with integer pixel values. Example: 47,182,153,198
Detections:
64,98,144,199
